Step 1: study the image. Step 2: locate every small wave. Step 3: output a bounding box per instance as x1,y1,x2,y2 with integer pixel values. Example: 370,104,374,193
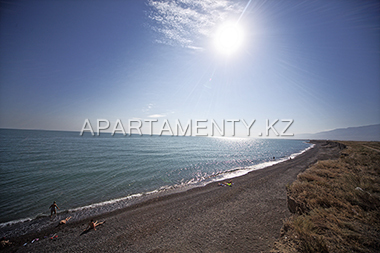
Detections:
68,193,144,213
0,217,32,228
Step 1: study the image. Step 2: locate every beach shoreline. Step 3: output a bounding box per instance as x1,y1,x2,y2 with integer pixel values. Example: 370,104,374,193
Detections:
0,140,312,237
0,132,311,228
1,140,343,252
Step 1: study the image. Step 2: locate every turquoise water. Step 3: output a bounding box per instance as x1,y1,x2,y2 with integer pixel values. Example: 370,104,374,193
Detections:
0,129,311,226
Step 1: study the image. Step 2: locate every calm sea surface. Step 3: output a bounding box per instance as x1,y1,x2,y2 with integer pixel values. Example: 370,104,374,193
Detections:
0,129,311,227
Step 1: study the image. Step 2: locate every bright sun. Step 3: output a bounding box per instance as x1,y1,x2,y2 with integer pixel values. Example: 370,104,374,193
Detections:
214,23,244,55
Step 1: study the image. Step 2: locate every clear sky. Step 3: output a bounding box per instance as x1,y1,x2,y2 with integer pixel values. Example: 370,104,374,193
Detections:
1,0,379,137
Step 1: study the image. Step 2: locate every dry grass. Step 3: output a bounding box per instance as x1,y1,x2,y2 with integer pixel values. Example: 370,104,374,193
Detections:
273,141,380,253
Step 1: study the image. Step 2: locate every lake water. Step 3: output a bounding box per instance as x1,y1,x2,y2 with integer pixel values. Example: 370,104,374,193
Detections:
0,129,311,231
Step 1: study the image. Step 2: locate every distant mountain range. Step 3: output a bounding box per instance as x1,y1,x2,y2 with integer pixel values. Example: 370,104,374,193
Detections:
296,124,380,141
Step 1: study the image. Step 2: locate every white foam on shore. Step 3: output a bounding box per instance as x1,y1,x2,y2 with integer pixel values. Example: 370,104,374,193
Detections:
203,142,316,184
68,193,144,213
0,217,33,229
66,187,173,214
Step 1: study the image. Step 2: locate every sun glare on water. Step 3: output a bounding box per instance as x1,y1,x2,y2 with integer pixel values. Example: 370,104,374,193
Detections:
214,23,244,55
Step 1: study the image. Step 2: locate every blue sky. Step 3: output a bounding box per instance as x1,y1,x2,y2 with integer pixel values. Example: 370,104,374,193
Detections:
0,0,379,137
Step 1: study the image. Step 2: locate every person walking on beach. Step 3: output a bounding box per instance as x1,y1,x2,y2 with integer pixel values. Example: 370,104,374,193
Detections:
84,220,105,231
49,201,59,217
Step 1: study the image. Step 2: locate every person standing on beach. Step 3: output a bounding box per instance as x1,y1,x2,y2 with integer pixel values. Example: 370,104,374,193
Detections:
49,201,59,217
